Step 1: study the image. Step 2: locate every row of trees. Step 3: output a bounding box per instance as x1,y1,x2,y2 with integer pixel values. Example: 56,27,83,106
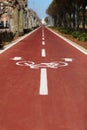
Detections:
46,0,87,30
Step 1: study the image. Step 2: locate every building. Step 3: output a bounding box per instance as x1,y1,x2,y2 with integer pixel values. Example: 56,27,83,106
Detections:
11,0,28,35
28,9,41,30
45,16,54,26
0,0,29,35
0,0,41,36
0,0,10,29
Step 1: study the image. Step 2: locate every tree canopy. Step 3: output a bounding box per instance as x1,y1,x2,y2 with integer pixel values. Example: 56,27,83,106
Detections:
46,0,87,30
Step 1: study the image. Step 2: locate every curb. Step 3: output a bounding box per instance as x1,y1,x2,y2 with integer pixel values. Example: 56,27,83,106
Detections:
47,27,87,55
0,27,41,54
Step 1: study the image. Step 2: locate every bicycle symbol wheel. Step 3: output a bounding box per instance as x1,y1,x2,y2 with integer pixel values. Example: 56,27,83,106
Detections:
16,61,68,69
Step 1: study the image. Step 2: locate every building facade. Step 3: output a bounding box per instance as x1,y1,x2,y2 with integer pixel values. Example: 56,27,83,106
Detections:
0,0,10,29
28,9,41,30
0,0,41,35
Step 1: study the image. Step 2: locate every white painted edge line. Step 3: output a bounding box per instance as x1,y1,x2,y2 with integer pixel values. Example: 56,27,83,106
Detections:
0,26,41,54
41,49,46,57
46,27,87,55
39,68,48,95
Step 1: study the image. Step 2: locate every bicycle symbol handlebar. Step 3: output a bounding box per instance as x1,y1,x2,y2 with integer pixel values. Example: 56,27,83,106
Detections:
16,61,68,69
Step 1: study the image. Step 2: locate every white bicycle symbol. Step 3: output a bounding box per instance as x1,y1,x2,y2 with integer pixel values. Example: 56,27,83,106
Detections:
16,61,68,69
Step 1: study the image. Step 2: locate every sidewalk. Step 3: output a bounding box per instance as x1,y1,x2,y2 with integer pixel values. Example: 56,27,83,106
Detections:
0,27,40,54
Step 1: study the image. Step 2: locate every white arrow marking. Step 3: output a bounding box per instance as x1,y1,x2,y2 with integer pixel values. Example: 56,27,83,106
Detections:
39,68,48,95
11,57,22,61
63,58,73,62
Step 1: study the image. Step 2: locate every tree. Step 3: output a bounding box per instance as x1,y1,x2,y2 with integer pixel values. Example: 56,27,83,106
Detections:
46,0,58,26
46,0,87,30
81,0,87,30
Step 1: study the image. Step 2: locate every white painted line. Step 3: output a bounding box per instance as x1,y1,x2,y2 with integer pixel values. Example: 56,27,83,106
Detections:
39,68,48,95
42,28,44,37
42,33,43,35
42,37,45,40
41,49,46,57
42,34,44,37
62,58,73,62
42,31,44,35
0,27,41,54
42,41,45,45
47,27,87,55
10,57,22,61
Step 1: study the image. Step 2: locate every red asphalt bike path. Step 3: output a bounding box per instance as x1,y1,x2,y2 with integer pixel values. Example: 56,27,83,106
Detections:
0,26,87,130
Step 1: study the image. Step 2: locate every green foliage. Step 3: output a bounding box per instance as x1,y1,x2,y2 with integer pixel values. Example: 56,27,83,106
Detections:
78,33,87,42
46,0,87,30
71,31,81,38
71,31,87,42
58,28,70,34
51,27,87,42
0,31,15,43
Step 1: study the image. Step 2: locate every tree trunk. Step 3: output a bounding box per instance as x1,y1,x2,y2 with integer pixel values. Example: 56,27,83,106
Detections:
82,4,86,31
72,7,76,29
76,4,80,30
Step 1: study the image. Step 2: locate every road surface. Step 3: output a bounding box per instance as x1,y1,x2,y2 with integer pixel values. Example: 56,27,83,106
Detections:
0,26,87,130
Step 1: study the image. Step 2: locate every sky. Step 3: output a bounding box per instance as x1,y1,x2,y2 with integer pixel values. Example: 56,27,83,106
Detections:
28,0,53,19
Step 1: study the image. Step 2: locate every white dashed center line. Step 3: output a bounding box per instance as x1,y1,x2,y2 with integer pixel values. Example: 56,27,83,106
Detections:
42,41,45,45
42,34,44,37
41,49,46,57
39,68,48,95
40,27,48,95
42,37,45,40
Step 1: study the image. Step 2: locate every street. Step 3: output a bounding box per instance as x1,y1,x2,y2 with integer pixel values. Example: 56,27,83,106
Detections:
0,26,87,130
